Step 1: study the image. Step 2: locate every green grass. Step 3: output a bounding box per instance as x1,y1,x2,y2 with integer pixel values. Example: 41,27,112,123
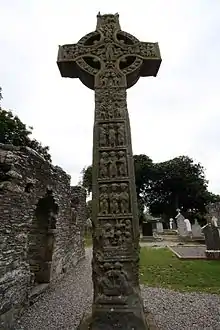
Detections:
139,247,220,294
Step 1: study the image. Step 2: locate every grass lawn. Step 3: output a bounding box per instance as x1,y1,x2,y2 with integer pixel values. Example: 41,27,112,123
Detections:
139,247,220,294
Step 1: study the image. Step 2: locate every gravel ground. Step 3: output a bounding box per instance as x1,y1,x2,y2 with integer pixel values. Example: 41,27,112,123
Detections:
142,286,220,330
14,248,220,330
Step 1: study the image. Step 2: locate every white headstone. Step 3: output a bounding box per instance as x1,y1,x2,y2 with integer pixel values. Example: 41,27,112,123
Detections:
169,218,173,229
175,212,187,236
191,219,203,237
156,221,163,233
211,216,218,227
184,219,192,232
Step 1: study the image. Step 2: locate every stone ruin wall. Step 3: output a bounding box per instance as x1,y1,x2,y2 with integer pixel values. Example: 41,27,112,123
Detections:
0,143,86,329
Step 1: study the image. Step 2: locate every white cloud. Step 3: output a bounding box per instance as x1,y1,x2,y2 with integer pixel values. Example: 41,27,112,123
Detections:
0,0,220,192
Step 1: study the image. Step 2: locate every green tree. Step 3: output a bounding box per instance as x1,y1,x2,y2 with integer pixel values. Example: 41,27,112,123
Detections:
147,156,218,222
81,154,219,225
81,165,92,195
0,106,51,162
86,199,92,219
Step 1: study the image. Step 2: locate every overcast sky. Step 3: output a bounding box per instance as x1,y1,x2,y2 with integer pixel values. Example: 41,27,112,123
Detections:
1,0,220,193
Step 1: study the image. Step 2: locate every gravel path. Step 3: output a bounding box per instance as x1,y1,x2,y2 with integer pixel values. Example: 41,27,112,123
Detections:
15,248,220,330
15,249,93,330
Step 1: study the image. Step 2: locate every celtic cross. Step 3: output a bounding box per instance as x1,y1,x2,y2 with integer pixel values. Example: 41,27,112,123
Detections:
57,13,161,330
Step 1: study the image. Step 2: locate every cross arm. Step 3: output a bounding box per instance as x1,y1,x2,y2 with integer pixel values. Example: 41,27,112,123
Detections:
57,43,93,78
126,42,161,77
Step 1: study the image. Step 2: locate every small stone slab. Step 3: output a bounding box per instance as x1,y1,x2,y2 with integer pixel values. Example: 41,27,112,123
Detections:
168,245,206,259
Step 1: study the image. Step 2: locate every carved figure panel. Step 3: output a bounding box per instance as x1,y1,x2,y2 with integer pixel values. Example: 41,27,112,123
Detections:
95,88,126,102
101,218,132,247
96,100,126,120
119,183,130,214
99,183,130,215
94,260,135,304
98,123,126,147
99,184,109,215
99,124,108,147
99,150,127,179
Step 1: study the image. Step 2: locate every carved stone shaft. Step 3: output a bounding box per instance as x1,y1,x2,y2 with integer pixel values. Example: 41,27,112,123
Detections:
92,86,147,329
57,12,162,330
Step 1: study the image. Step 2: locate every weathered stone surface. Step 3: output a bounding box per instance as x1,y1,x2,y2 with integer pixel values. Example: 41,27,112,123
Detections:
207,202,220,227
57,13,161,329
202,222,220,260
0,144,86,329
175,211,187,237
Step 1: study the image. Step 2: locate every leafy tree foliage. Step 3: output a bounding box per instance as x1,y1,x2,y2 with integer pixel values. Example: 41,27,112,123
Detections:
81,165,92,195
148,156,210,219
0,92,51,161
81,154,219,224
86,199,92,219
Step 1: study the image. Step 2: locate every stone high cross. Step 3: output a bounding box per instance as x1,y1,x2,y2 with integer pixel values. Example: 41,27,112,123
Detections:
57,13,161,330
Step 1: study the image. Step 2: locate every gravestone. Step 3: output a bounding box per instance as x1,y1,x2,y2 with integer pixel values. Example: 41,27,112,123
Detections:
175,211,187,236
202,222,220,259
169,218,174,230
207,202,220,227
184,219,192,234
142,222,153,237
191,219,203,238
57,13,161,329
156,221,163,234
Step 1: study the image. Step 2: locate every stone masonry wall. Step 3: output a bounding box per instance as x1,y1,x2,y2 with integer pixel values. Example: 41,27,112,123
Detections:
0,143,86,329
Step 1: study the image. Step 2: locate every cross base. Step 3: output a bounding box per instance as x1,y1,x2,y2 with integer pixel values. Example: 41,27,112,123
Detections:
77,307,157,330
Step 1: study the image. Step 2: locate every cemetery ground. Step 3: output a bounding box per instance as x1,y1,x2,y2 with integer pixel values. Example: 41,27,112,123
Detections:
15,244,220,330
85,235,220,294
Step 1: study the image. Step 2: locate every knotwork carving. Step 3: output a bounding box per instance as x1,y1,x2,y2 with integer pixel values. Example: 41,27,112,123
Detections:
57,14,161,90
97,261,133,299
96,88,126,120
95,88,126,102
96,67,126,88
102,219,132,247
99,150,127,179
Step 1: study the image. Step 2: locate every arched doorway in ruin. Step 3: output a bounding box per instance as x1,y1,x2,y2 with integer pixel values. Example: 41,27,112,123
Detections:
28,189,59,284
